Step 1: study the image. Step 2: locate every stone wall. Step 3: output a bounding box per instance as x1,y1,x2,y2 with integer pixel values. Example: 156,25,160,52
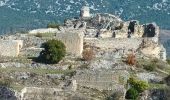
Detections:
20,87,65,100
0,40,23,57
84,38,143,51
56,30,84,56
84,38,166,60
74,70,129,91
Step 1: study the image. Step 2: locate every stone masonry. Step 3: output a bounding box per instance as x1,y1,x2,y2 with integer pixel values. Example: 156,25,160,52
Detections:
74,70,129,91
56,30,84,56
0,40,23,57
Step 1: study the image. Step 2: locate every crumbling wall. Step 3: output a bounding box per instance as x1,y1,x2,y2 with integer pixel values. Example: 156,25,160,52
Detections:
20,87,64,100
56,30,84,56
0,40,23,57
143,23,159,38
139,38,166,60
84,38,143,51
74,70,129,91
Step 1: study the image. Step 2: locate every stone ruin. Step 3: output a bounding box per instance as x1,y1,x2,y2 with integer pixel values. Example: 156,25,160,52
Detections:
55,30,84,56
62,6,166,61
74,70,129,91
0,40,23,57
80,5,91,18
0,5,165,61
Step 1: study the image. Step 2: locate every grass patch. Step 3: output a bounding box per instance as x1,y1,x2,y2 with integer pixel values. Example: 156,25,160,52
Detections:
0,67,75,75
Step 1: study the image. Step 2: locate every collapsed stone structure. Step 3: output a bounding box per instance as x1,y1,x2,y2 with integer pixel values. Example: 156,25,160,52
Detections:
63,6,166,61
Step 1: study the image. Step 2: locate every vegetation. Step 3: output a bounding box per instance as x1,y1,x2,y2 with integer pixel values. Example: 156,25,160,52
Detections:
126,78,149,100
38,39,66,64
143,62,157,71
82,48,95,61
128,77,149,93
47,22,60,29
125,88,139,100
126,53,136,65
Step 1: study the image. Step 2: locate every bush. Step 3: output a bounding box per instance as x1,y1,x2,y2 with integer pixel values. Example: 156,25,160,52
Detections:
82,48,95,61
126,53,136,65
125,88,139,100
143,62,156,71
38,39,66,64
47,22,60,29
128,78,149,93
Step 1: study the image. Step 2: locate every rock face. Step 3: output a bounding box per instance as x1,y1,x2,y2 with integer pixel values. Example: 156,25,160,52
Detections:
56,30,84,56
0,40,23,57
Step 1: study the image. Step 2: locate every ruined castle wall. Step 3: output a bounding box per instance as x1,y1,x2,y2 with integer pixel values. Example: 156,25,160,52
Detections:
0,40,23,57
84,38,143,51
56,31,84,56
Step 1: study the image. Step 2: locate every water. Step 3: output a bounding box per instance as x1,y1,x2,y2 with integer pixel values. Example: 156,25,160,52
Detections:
0,0,170,34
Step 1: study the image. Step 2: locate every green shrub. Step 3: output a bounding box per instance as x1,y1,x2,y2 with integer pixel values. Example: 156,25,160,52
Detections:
143,62,156,71
125,88,139,100
47,22,60,29
128,78,149,93
38,39,66,64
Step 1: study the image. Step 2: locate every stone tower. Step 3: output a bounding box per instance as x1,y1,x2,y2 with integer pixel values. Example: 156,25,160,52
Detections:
80,2,90,18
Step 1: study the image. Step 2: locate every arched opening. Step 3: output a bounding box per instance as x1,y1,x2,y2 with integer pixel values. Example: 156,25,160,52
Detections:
143,24,156,37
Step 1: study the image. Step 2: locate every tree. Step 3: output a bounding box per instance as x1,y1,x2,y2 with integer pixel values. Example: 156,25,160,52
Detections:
128,78,149,93
38,39,66,64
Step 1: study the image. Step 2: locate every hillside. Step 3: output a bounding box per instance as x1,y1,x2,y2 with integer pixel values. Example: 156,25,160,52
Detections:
0,0,170,34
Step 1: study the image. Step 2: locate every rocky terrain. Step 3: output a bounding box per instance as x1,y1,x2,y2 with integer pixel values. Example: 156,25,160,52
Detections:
0,5,169,100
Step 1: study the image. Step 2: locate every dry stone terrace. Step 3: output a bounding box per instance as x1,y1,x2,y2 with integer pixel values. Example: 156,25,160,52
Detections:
74,70,129,91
